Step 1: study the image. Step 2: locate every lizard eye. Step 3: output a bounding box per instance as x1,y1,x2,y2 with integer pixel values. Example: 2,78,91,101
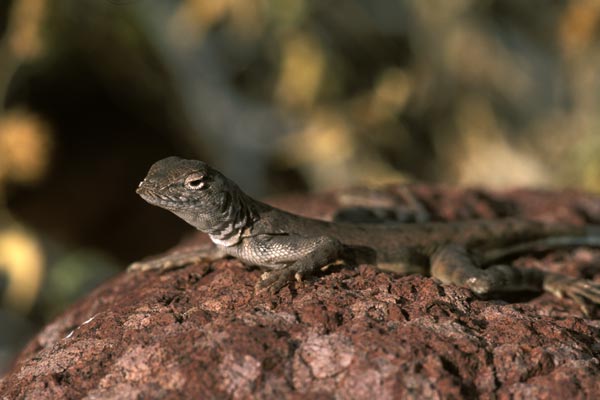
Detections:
185,174,205,190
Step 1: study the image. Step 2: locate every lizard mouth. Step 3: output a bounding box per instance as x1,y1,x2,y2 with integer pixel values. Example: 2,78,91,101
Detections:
137,186,184,209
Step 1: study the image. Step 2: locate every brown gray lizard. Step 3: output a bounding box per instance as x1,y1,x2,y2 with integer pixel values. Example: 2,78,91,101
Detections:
129,156,600,311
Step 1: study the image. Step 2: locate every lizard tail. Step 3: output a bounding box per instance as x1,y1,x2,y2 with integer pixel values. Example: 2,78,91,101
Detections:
481,226,600,265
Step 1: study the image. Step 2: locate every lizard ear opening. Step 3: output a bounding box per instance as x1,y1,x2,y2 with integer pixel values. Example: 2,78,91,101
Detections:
185,174,206,190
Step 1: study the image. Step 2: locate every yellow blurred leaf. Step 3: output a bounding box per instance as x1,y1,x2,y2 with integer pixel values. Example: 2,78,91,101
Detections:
0,109,53,184
0,226,44,314
275,33,325,108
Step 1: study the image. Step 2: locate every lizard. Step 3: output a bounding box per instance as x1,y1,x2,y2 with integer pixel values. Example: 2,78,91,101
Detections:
129,156,600,311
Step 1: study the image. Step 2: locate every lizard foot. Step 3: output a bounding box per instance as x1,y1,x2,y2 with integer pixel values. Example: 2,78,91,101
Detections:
543,274,600,315
255,269,297,294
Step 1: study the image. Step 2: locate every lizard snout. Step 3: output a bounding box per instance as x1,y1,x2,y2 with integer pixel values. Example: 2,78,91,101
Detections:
136,183,144,194
136,180,151,196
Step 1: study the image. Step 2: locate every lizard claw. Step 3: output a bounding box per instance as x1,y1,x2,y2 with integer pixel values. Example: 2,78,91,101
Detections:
544,274,600,315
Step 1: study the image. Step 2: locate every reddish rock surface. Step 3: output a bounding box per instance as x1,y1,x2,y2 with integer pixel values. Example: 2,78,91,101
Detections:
2,185,600,399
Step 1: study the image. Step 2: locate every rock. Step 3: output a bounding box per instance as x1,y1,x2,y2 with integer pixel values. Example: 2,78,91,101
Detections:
2,185,600,399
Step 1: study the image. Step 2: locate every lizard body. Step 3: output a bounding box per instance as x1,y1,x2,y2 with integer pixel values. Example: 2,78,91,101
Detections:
131,157,600,310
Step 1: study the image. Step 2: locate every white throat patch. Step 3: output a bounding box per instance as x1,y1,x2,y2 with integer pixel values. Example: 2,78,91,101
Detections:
209,232,242,247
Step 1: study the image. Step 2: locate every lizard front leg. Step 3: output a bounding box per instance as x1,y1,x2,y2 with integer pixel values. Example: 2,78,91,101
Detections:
128,245,227,272
430,244,600,313
229,234,344,293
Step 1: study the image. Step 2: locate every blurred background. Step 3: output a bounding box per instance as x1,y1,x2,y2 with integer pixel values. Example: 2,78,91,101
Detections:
1,0,600,374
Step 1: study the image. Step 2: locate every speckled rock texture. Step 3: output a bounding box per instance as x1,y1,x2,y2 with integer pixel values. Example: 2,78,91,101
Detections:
2,185,600,399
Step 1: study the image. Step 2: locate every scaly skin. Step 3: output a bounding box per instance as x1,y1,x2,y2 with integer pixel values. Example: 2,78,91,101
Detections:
130,157,600,313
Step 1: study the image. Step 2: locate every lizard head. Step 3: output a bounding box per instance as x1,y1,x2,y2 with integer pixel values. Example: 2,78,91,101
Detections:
136,156,256,237
136,156,230,211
